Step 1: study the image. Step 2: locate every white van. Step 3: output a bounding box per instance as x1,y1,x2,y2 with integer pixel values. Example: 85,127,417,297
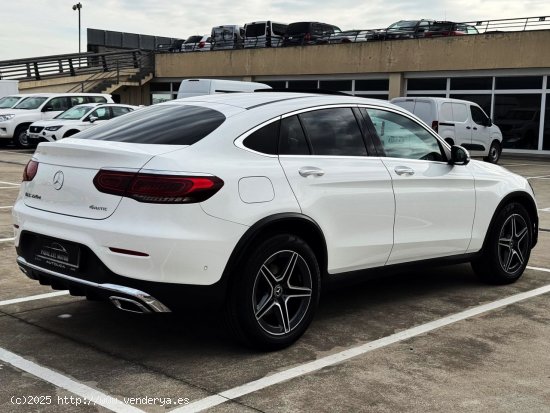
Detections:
176,79,271,99
391,97,503,163
211,25,244,50
244,21,288,48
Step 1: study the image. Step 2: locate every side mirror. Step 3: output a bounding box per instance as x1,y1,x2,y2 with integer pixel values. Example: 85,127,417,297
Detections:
485,117,493,127
88,116,98,123
450,145,470,166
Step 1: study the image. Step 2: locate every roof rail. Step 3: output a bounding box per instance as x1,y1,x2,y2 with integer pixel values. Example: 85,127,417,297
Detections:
255,88,351,96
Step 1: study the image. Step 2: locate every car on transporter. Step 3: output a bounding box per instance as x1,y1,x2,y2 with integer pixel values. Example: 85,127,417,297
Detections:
26,103,138,144
13,92,538,350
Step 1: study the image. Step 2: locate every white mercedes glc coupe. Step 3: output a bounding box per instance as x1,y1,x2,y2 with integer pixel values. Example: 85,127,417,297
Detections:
13,93,538,350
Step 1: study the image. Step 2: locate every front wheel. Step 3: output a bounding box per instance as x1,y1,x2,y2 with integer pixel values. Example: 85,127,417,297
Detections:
471,202,532,284
226,234,321,350
14,125,32,148
484,141,501,164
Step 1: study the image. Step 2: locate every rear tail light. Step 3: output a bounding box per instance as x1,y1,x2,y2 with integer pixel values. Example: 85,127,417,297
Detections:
93,170,224,204
431,121,439,133
198,41,205,48
22,160,39,182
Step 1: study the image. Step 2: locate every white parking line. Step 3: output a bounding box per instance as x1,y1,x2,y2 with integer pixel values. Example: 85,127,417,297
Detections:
0,291,70,307
0,347,146,413
0,237,15,242
0,206,13,209
173,272,550,413
501,163,550,167
0,186,20,189
0,181,20,186
527,175,550,180
539,208,550,213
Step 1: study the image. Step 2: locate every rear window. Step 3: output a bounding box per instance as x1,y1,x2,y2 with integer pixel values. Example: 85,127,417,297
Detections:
286,23,310,35
246,23,266,37
74,105,225,145
185,36,203,43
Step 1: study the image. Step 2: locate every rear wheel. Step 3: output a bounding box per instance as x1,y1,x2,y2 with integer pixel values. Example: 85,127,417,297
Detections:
484,141,501,164
226,233,321,350
14,125,32,148
471,202,531,284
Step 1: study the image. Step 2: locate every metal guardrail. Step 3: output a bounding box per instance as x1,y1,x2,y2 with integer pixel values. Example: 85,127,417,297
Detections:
157,15,550,52
0,49,146,82
463,16,549,33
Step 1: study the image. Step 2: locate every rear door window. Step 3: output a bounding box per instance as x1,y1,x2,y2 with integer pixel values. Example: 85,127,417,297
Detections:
88,107,110,120
74,105,226,145
299,108,367,156
87,96,108,103
46,97,70,111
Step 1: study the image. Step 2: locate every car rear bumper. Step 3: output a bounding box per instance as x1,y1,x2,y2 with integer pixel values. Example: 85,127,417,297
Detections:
17,256,171,313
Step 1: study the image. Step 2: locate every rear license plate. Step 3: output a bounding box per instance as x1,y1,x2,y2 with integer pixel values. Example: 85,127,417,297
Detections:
34,237,80,272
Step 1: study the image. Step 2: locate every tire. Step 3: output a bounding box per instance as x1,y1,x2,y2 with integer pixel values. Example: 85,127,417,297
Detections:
14,125,32,149
484,141,501,164
226,233,321,350
471,202,532,284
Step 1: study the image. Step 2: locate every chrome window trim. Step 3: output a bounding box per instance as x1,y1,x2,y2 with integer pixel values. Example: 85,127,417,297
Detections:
233,116,281,158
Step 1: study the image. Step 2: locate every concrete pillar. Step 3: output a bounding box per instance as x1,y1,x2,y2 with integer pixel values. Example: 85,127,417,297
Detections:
388,73,405,99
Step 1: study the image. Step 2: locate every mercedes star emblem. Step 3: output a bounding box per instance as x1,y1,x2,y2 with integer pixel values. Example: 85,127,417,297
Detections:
53,171,64,190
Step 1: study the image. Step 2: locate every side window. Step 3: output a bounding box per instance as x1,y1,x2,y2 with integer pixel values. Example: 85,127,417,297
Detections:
365,108,445,161
111,106,133,117
243,120,279,155
46,97,69,111
279,115,310,155
299,108,367,156
471,105,488,125
89,107,110,120
87,96,107,103
451,103,468,122
70,96,87,106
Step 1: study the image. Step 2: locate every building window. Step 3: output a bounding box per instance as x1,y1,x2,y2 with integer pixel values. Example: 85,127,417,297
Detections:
406,93,446,98
262,81,286,89
355,79,389,91
150,83,171,92
319,80,352,91
354,94,389,100
288,80,318,89
544,95,550,150
450,77,492,90
494,94,542,149
407,78,447,91
495,76,543,90
151,93,172,105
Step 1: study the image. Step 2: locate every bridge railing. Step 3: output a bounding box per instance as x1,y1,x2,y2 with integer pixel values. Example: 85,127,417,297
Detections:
0,49,147,81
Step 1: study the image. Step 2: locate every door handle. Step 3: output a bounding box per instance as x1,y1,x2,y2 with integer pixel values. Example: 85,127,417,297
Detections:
466,126,471,130
473,127,478,130
394,166,415,176
299,167,325,177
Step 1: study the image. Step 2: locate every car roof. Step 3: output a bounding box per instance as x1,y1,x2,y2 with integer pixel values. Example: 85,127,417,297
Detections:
392,96,480,106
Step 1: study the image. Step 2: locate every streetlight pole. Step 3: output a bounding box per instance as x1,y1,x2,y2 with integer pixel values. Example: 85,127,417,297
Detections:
72,3,83,55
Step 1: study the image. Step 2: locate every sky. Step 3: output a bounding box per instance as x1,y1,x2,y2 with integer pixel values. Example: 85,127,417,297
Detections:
0,0,549,60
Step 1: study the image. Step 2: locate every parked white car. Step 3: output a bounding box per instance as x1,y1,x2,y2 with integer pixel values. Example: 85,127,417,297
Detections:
13,93,538,350
27,103,137,143
391,97,503,163
182,35,212,52
0,94,28,109
0,93,113,148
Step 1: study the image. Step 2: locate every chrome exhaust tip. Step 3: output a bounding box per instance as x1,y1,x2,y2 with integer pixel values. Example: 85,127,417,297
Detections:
109,296,152,314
